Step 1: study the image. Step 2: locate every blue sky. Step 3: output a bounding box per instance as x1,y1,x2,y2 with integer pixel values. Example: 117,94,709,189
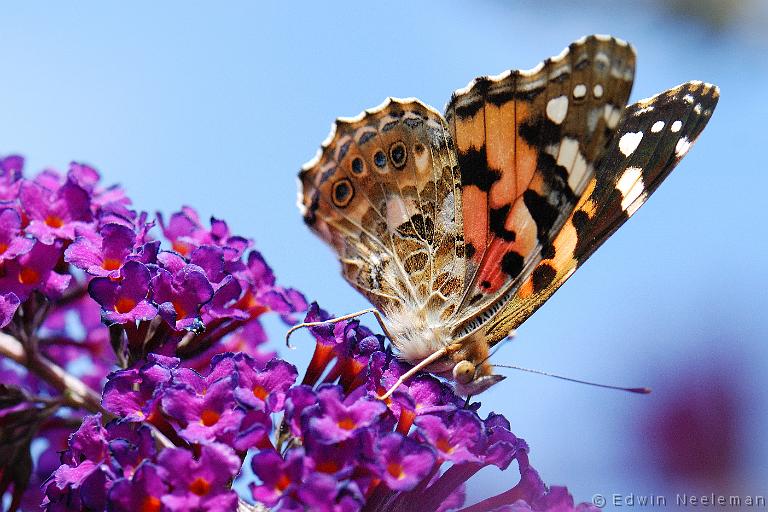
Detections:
2,1,766,505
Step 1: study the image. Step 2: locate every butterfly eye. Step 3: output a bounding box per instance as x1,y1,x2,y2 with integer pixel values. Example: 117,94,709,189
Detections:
453,360,476,385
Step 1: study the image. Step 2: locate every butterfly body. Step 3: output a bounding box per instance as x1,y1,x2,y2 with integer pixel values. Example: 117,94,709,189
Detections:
298,35,718,396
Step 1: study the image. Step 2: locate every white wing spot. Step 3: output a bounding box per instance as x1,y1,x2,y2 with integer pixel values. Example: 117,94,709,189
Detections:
573,84,587,99
671,120,682,133
651,120,665,133
568,150,589,191
595,52,610,68
557,137,579,170
603,104,621,129
593,83,604,98
694,103,702,114
683,94,694,104
546,96,569,125
675,136,692,157
618,131,643,157
617,166,647,214
634,105,655,115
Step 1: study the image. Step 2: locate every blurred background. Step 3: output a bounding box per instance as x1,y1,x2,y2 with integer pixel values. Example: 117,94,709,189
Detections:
1,1,766,507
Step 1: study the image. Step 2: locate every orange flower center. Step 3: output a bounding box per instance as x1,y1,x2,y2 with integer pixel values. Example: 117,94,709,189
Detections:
275,473,291,492
252,385,268,400
18,267,40,285
102,258,122,271
200,409,220,426
0,242,8,254
337,417,356,430
172,241,191,256
387,462,405,480
45,215,64,228
114,297,137,314
172,300,188,319
139,495,162,512
316,461,340,474
436,437,454,454
188,477,211,496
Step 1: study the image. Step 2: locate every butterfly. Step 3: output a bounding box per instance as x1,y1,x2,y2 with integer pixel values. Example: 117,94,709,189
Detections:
296,34,718,398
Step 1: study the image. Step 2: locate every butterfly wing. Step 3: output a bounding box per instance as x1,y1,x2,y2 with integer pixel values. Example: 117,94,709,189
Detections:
298,99,467,318
481,80,720,343
444,35,636,337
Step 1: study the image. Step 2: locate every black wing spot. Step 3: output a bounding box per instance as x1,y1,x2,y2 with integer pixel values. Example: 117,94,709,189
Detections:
519,117,561,148
458,146,500,192
500,250,524,278
374,150,387,168
523,190,559,245
389,141,408,170
481,280,492,289
489,204,516,242
541,244,556,259
359,131,376,145
332,179,354,208
351,157,365,175
532,264,557,293
465,242,476,259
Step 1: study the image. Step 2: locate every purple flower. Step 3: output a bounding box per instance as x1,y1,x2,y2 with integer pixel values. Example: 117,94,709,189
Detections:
107,423,158,479
374,433,436,491
307,385,389,443
250,449,305,506
0,208,34,263
0,292,20,328
156,207,205,257
415,410,485,464
0,241,71,301
284,385,319,437
43,415,112,511
108,462,168,512
232,355,297,412
160,376,244,444
89,260,158,324
156,443,240,512
65,222,137,276
102,355,175,421
19,178,92,244
151,261,214,330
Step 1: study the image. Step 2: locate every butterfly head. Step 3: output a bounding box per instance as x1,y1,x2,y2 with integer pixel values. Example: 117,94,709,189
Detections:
452,359,506,396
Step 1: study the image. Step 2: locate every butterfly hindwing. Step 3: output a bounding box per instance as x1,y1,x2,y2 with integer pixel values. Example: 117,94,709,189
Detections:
298,99,467,318
482,80,720,343
443,35,636,337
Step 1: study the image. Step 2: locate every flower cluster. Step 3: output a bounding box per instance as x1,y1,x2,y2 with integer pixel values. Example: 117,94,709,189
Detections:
0,154,598,512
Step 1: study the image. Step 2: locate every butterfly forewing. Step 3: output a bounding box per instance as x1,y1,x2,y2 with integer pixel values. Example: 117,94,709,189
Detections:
443,35,636,338
482,81,720,343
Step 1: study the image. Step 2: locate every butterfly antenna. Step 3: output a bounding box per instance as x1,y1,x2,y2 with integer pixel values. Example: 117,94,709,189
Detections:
493,364,651,394
285,308,394,348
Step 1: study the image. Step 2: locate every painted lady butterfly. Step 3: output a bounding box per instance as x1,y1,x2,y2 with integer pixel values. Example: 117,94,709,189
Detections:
296,35,718,398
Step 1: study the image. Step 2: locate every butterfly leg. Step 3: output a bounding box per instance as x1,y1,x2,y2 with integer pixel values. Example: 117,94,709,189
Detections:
376,343,462,401
285,308,395,348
